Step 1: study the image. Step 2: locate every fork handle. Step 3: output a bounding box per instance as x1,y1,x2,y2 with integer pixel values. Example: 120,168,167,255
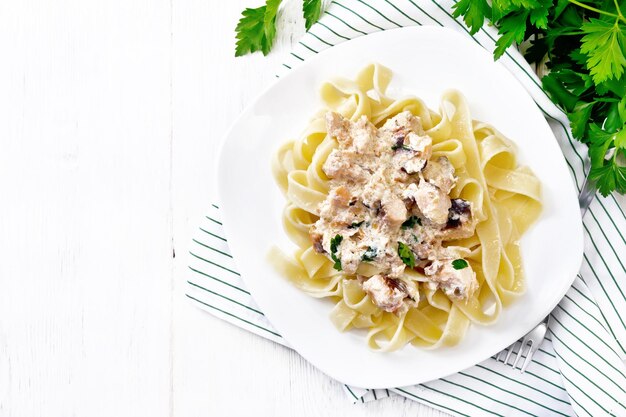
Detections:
578,174,596,217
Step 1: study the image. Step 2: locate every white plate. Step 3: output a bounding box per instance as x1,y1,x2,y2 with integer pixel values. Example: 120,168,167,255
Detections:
216,26,584,389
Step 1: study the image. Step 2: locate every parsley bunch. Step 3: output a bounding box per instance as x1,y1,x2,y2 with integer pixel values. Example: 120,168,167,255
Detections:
453,0,626,196
235,0,323,56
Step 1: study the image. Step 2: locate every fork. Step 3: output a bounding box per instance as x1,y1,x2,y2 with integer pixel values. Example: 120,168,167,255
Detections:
496,174,596,373
496,317,550,372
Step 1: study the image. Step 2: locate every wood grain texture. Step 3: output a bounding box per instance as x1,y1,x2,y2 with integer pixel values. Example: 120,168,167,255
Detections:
0,1,173,416
1,0,624,416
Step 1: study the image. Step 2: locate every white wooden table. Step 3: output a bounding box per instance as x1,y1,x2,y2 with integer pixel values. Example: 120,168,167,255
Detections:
2,1,623,416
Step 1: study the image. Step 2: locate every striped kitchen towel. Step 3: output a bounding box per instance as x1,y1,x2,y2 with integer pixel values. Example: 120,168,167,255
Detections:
187,1,626,416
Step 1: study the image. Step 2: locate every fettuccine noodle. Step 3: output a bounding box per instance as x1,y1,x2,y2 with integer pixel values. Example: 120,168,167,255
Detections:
270,64,541,351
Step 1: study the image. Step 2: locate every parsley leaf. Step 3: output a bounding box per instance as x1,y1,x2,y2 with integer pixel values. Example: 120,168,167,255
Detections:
401,215,422,230
580,18,626,84
361,246,377,262
508,0,541,8
330,234,343,271
589,161,626,196
451,0,491,35
605,101,624,132
263,0,282,46
235,7,266,57
397,242,415,268
587,123,615,167
235,0,282,57
303,0,323,31
553,0,570,19
619,96,626,121
542,72,578,112
491,0,513,22
330,234,343,253
587,123,626,196
452,259,469,270
615,128,626,150
348,221,364,229
331,256,342,271
569,101,595,138
528,0,551,29
601,77,626,97
494,11,529,60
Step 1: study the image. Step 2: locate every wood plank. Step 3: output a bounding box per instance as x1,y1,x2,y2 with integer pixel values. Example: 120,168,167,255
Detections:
0,1,173,415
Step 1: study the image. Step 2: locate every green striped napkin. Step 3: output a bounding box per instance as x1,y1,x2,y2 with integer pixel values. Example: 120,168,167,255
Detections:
187,1,626,416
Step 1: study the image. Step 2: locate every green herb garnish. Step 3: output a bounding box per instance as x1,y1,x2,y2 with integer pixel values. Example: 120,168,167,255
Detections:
391,144,412,151
361,246,377,262
303,0,323,31
348,221,364,229
330,234,343,271
234,0,282,57
397,242,416,268
401,215,422,230
452,259,469,270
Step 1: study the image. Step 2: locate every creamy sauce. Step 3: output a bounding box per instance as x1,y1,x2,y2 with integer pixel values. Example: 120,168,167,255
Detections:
310,111,480,313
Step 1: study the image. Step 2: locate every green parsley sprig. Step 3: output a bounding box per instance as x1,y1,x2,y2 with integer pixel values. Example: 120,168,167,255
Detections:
401,215,422,229
452,259,469,270
235,0,325,57
361,246,377,262
303,0,324,30
453,0,626,196
397,242,416,268
235,0,282,57
330,234,343,271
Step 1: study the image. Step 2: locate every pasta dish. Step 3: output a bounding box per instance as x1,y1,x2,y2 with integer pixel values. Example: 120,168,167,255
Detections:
270,64,542,351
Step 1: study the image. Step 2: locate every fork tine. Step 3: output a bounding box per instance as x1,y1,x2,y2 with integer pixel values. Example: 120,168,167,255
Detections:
520,341,535,373
512,336,529,369
503,341,517,365
496,347,507,362
521,330,545,373
498,317,550,372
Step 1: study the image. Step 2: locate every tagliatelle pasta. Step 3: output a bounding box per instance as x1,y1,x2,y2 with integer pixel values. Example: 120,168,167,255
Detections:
269,64,542,352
